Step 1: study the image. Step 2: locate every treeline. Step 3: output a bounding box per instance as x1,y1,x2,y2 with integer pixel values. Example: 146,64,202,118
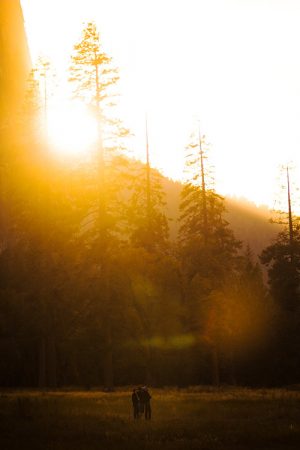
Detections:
1,22,300,389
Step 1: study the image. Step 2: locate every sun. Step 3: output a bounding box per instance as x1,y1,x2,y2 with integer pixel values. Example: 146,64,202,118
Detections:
47,102,98,158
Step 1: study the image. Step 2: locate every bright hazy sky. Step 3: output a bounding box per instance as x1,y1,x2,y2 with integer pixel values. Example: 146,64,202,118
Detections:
21,0,300,210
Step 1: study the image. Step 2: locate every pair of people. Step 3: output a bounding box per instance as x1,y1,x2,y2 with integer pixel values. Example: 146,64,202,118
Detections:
132,386,151,420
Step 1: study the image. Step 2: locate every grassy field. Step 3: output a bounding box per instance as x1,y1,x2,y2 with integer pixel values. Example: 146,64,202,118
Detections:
1,387,300,449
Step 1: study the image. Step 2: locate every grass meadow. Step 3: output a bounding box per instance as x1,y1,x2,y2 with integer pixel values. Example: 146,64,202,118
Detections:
1,387,300,449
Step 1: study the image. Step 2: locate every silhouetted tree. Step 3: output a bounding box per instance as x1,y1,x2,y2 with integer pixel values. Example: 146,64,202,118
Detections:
260,165,300,383
179,128,241,385
68,22,129,389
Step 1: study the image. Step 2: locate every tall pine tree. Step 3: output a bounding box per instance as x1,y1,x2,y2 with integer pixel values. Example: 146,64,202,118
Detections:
179,127,240,385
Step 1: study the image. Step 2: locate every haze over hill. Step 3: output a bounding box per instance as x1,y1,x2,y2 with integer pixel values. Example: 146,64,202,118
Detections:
161,175,281,260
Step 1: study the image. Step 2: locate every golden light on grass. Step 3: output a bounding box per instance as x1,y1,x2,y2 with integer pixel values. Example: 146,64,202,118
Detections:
47,103,98,158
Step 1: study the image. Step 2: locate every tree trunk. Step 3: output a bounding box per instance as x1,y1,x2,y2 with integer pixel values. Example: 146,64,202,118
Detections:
145,344,154,386
103,321,114,391
70,351,80,386
228,348,237,385
38,337,46,389
211,344,220,386
47,334,57,388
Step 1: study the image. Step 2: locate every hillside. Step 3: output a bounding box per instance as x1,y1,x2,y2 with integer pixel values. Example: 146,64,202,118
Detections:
161,176,281,260
224,197,281,258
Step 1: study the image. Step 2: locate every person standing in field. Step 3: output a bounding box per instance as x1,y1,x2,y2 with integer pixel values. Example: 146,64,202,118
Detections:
140,386,152,420
132,388,140,419
136,386,144,415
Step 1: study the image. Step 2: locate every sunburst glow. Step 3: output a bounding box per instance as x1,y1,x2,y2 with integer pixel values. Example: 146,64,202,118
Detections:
21,0,300,208
47,103,98,158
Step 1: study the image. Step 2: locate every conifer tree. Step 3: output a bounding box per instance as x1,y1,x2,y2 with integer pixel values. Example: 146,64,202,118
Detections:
125,161,169,253
68,22,129,389
179,127,240,385
69,22,122,163
121,121,174,384
179,129,240,283
261,165,300,312
260,166,300,382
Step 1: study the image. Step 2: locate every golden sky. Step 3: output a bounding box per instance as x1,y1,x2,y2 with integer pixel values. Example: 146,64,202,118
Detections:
21,0,300,210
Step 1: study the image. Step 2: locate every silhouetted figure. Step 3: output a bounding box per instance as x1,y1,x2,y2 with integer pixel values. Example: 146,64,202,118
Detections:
139,386,152,420
132,388,139,419
137,387,144,415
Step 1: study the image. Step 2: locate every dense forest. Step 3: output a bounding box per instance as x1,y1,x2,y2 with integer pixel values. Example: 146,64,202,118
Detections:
1,9,300,391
